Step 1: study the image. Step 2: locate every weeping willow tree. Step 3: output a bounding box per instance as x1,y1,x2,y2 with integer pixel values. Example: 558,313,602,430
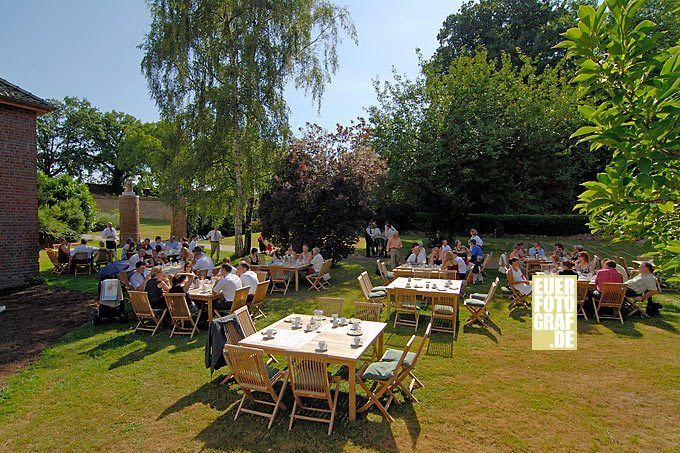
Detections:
141,0,356,255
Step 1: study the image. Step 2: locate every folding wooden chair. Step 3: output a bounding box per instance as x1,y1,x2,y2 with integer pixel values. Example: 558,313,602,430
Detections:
392,287,420,330
223,345,288,429
164,292,202,339
377,260,394,285
45,248,68,275
430,293,458,334
269,265,290,295
624,280,658,318
93,251,110,271
594,282,627,324
381,323,431,405
128,290,167,336
318,297,344,316
357,272,386,305
250,280,270,319
356,335,416,422
117,270,133,291
353,301,382,322
230,286,250,315
576,280,590,320
506,269,531,312
255,270,269,283
287,351,341,435
73,252,91,275
463,278,498,328
306,259,331,291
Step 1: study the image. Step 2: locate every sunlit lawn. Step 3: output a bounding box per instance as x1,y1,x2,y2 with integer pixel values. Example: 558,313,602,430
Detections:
20,229,679,450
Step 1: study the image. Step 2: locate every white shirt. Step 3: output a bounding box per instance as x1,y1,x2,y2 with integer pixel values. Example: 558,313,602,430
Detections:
70,244,93,258
102,227,117,242
385,226,395,239
129,270,149,290
207,230,222,242
311,254,324,273
193,256,214,273
153,240,166,251
471,234,483,247
406,250,427,264
213,273,242,301
188,240,198,251
127,253,146,271
441,244,452,254
455,256,468,274
528,247,545,257
239,270,259,295
370,227,382,239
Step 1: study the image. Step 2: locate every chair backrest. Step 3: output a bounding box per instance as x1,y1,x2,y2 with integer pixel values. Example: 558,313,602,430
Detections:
480,252,493,272
224,345,274,392
287,351,332,402
361,271,377,292
230,286,250,314
498,253,508,269
388,335,416,381
391,287,417,310
232,305,256,336
118,270,132,290
413,268,431,279
318,297,344,316
599,283,627,308
353,301,382,321
74,252,89,262
408,323,432,370
479,278,499,306
253,280,270,304
269,265,286,282
128,291,154,317
377,260,389,284
164,292,192,320
95,251,109,263
320,259,332,277
255,270,269,283
45,248,59,265
576,280,590,305
357,272,371,298
590,255,601,273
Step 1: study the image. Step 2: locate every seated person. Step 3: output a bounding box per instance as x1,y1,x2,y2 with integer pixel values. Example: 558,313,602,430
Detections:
148,249,163,266
153,236,165,251
574,251,591,275
440,239,452,255
192,250,214,277
217,257,237,276
283,244,297,261
212,264,242,311
594,260,624,293
179,245,191,262
126,249,147,272
427,247,441,266
94,241,109,261
507,257,531,295
406,245,427,265
165,235,181,251
122,238,136,259
70,239,93,260
169,274,198,313
144,266,171,310
469,239,483,261
57,237,70,264
188,235,198,252
299,244,313,263
453,251,468,281
453,240,469,257
236,261,259,302
139,238,152,254
528,242,545,258
553,243,566,259
182,261,195,275
440,251,458,273
558,260,578,275
624,262,659,309
246,247,261,265
570,245,584,261
129,261,150,291
549,254,561,273
508,244,523,261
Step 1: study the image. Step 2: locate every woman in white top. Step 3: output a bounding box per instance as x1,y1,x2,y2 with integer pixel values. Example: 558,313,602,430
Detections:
507,257,531,295
469,229,483,247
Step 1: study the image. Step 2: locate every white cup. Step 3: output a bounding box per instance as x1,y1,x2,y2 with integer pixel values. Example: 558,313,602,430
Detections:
340,317,347,325
318,341,326,350
331,313,339,320
265,328,274,336
353,337,362,346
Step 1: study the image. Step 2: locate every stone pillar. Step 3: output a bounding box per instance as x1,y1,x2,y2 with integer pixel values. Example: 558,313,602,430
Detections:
119,185,140,243
170,197,188,239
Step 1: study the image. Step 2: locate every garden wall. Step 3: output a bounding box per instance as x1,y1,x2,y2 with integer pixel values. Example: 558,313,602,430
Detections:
93,195,171,220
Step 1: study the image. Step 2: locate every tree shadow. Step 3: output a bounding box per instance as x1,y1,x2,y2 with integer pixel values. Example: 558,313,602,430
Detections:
425,331,454,358
159,376,240,420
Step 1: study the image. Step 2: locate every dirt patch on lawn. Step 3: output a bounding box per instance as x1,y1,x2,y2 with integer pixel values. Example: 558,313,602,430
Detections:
0,285,95,386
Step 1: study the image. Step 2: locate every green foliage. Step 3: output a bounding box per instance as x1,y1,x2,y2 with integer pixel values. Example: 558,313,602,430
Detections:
37,172,96,245
260,121,385,263
466,214,590,236
557,0,679,281
92,209,120,232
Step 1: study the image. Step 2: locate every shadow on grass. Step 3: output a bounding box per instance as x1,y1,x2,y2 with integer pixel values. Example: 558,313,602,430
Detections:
159,376,240,420
461,317,502,344
508,306,532,323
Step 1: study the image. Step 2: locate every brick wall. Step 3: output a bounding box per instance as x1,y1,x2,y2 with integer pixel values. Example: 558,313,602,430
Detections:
0,104,39,289
93,195,171,220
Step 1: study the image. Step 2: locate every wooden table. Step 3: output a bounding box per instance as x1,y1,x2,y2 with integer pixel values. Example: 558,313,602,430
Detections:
393,264,442,278
239,313,386,422
385,277,463,330
250,262,312,291
188,288,223,321
524,259,551,276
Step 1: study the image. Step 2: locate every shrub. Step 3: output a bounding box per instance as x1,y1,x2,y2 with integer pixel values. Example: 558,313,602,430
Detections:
92,209,120,232
38,205,77,246
465,214,589,236
38,172,97,234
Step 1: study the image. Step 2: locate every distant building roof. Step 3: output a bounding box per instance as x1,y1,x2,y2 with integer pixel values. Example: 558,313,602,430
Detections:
0,77,53,114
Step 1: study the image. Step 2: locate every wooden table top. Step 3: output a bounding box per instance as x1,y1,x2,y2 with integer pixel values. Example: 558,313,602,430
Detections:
239,314,386,362
386,277,462,297
250,262,311,270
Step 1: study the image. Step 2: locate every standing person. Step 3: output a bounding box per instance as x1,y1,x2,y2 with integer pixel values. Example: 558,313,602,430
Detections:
469,229,483,247
364,221,374,258
387,231,403,268
257,233,266,253
369,222,382,257
102,222,118,261
206,225,222,260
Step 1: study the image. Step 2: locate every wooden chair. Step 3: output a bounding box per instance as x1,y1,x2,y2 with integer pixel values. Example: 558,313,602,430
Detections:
230,286,250,315
223,345,288,429
356,335,415,422
463,278,499,329
480,252,493,274
383,323,431,404
357,271,386,304
250,280,270,319
118,270,133,291
377,260,394,285
353,301,382,322
73,252,91,275
164,292,201,339
220,306,257,384
93,250,110,271
594,282,627,324
255,270,269,283
392,287,419,330
306,259,332,291
269,265,290,295
318,297,344,316
506,269,531,312
45,248,67,275
287,352,341,435
624,278,659,318
576,280,590,320
175,272,196,292
430,293,458,334
128,290,167,336
211,268,221,277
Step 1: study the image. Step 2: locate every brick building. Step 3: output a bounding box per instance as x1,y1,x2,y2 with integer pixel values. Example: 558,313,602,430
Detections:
0,78,53,290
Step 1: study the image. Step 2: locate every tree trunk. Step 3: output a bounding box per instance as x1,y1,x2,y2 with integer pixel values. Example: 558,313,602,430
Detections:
244,196,254,253
233,138,244,257
111,168,125,195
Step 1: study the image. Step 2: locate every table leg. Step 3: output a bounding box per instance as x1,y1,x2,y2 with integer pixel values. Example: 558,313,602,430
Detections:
349,361,357,422
295,269,299,291
377,331,384,357
208,299,213,322
385,290,391,321
453,295,458,337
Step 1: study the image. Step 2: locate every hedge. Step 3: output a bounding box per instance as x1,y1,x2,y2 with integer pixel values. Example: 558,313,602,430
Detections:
465,214,590,236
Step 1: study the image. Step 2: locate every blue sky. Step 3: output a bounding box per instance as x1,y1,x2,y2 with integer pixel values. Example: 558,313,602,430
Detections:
1,0,461,132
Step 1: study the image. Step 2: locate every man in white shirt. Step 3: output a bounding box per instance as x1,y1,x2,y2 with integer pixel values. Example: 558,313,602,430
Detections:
153,236,165,251
528,242,545,258
126,249,147,272
212,264,242,308
384,222,395,240
188,234,198,252
129,261,149,290
236,261,259,302
206,225,222,260
193,251,214,275
70,239,94,259
369,222,382,257
406,245,427,264
102,222,118,260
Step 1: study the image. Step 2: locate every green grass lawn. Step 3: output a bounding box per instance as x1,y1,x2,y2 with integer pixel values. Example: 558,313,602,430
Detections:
11,234,680,451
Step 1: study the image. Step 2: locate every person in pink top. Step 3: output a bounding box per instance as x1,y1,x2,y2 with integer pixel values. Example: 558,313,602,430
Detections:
594,259,624,292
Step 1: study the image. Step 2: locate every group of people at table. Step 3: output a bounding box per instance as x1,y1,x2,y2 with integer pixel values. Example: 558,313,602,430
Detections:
504,241,661,315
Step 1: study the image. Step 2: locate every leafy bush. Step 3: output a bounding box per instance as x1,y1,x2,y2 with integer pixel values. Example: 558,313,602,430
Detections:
465,214,589,236
38,205,77,245
187,211,235,237
92,209,120,232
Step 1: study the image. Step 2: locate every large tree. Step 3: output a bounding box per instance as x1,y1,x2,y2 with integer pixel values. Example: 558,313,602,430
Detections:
141,0,356,256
